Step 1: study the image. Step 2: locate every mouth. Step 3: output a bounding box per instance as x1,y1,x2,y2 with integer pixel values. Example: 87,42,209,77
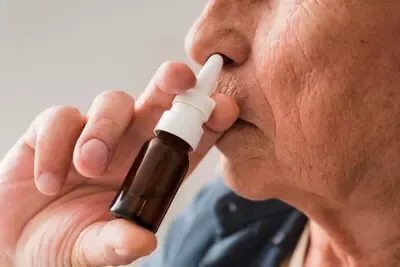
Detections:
232,118,252,129
219,118,264,144
232,118,264,136
216,117,268,166
215,59,273,141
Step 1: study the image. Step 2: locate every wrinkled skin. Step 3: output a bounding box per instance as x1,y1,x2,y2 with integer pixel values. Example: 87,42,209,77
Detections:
1,0,400,266
186,0,400,266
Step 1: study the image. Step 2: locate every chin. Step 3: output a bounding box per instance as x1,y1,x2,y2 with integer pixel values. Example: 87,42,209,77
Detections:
219,157,265,201
216,119,284,201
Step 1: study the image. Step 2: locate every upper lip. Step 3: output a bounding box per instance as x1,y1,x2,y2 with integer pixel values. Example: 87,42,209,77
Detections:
215,70,255,124
215,70,244,99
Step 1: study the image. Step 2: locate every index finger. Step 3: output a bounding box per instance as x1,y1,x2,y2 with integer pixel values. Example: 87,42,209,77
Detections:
105,61,197,173
135,61,197,112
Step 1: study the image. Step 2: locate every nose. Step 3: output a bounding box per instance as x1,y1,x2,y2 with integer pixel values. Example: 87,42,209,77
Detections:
185,0,251,66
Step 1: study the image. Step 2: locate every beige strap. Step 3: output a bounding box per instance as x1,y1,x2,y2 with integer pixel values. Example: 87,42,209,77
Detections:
280,222,310,267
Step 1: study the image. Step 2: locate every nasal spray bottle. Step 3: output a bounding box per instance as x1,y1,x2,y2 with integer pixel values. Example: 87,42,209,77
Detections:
109,54,224,233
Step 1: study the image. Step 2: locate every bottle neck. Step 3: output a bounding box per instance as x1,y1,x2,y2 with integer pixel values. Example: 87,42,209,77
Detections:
155,130,192,153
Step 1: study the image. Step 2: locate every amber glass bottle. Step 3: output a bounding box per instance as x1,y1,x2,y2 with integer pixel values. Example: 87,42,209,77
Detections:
109,54,224,233
109,131,191,232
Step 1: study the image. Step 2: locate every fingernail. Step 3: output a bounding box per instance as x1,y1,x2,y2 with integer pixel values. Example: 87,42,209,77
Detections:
114,249,132,257
81,138,110,171
114,248,138,261
37,173,61,195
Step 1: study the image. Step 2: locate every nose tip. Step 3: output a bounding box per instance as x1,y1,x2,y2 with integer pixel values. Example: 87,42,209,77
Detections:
184,20,250,67
184,27,208,66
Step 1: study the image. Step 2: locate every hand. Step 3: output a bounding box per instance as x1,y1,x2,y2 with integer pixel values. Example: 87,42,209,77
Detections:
0,61,239,267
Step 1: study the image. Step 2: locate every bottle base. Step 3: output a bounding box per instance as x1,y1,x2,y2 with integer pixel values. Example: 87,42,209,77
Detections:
110,210,157,233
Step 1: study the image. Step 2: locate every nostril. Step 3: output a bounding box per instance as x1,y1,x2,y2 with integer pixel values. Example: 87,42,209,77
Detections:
208,53,235,66
220,54,235,66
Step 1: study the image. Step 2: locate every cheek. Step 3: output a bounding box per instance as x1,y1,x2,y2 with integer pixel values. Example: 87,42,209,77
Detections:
251,1,359,165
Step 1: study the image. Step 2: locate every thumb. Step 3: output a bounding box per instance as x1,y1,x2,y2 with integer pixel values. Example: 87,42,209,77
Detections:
188,93,239,175
73,219,157,267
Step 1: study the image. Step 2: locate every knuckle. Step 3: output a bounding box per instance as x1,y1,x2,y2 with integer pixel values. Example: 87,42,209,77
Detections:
71,232,92,267
42,105,81,121
159,60,175,70
34,105,83,135
23,105,83,150
96,90,135,106
156,61,180,78
94,117,126,133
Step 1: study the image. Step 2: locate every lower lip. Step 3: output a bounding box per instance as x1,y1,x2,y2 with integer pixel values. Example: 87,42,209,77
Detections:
228,119,249,131
217,119,260,153
225,119,261,137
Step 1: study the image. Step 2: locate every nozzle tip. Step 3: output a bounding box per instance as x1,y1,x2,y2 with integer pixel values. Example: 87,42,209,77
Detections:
196,54,224,95
206,54,224,68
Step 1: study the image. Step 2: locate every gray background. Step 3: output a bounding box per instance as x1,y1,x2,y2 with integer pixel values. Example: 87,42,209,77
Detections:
0,1,220,266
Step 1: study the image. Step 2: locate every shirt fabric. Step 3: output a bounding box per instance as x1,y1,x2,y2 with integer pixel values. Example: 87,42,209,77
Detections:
143,177,308,267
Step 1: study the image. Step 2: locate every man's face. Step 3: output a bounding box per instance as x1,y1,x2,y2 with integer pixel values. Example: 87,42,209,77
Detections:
186,0,400,205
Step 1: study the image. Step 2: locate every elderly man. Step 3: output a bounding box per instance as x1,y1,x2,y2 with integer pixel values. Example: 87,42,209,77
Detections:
1,0,400,266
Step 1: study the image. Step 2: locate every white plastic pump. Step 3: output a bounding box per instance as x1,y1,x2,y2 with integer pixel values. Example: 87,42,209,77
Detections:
154,54,224,151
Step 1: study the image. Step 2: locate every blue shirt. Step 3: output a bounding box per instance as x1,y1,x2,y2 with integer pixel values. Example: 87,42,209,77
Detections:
143,178,308,267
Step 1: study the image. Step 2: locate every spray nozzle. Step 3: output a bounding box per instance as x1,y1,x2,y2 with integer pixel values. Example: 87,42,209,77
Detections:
195,54,224,95
171,54,224,116
154,54,224,151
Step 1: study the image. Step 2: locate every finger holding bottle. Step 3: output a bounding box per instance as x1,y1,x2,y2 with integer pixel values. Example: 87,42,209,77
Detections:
110,55,240,233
